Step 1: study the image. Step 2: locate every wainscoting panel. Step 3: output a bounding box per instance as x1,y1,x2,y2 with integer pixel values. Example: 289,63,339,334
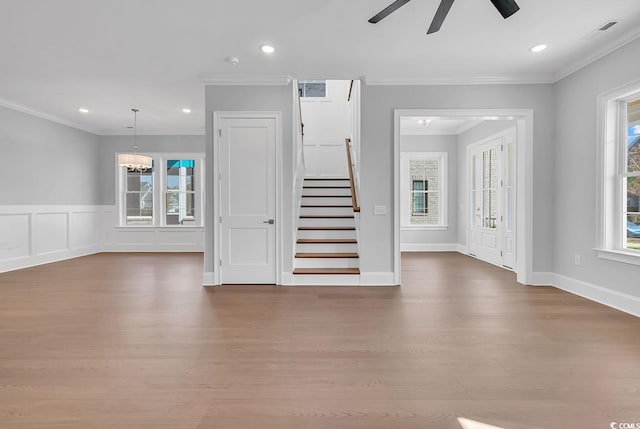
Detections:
70,211,100,249
0,206,102,273
0,213,31,262
102,207,205,252
35,212,68,255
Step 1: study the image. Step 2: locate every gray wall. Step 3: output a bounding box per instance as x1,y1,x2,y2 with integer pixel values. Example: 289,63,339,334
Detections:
457,120,516,247
0,106,101,205
399,134,458,245
204,85,294,274
97,135,205,205
554,36,640,298
361,84,555,274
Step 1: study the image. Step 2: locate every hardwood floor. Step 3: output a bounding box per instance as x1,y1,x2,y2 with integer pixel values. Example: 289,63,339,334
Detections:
1,252,639,428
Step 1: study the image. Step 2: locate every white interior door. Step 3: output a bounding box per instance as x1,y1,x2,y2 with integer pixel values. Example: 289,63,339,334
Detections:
470,138,503,266
220,117,276,284
468,129,516,269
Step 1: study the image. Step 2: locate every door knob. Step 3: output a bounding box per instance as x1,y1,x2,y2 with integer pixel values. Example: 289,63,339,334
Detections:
263,219,275,224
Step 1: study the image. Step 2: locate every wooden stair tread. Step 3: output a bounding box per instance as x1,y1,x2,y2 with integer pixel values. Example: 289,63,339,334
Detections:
295,252,359,258
303,186,351,189
298,226,355,230
293,268,360,275
301,205,353,208
300,215,354,219
304,178,349,181
302,195,351,198
297,239,357,244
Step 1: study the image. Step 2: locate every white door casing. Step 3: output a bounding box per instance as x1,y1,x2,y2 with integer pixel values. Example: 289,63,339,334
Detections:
217,115,280,284
393,109,532,286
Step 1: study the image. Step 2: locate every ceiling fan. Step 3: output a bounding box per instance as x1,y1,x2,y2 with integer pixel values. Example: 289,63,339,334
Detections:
368,0,520,34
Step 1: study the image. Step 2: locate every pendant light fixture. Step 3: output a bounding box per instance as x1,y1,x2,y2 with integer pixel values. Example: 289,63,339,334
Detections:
117,108,152,171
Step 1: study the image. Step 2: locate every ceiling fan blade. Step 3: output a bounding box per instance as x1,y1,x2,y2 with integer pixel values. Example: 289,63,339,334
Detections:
427,0,455,34
368,0,412,24
489,0,520,19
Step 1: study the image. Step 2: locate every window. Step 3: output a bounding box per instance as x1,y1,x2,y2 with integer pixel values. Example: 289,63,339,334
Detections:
411,179,429,216
597,83,640,264
166,159,196,225
298,80,327,98
400,152,447,229
625,98,640,251
118,154,204,227
124,164,154,225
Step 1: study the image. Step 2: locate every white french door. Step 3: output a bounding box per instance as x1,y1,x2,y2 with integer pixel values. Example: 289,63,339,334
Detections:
219,117,277,284
469,129,516,269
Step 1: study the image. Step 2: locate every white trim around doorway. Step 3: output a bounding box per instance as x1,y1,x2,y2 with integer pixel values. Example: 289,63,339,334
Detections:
212,111,283,286
393,109,534,286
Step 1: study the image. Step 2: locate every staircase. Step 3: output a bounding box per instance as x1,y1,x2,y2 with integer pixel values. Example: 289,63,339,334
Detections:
293,177,360,280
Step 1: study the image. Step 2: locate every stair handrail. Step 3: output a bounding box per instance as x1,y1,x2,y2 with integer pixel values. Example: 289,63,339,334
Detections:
345,138,360,213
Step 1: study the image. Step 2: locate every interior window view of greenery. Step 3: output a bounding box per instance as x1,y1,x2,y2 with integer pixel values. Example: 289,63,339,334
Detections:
627,98,640,250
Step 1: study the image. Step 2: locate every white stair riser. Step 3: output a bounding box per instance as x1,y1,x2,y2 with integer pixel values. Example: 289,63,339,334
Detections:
297,230,357,240
300,206,354,216
302,197,353,205
304,180,350,187
298,217,355,227
295,258,359,269
296,243,358,253
302,187,352,196
291,275,361,285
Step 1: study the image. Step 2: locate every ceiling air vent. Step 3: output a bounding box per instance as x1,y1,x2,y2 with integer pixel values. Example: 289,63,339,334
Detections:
598,21,618,31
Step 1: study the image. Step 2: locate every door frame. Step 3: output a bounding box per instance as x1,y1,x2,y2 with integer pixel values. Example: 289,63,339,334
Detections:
467,127,516,268
212,111,283,285
393,109,534,286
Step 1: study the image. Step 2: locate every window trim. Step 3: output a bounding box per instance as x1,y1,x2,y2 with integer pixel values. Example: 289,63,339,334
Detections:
400,151,448,231
596,79,640,264
115,152,205,228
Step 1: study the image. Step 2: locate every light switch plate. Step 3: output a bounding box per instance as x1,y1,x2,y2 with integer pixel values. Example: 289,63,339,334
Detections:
374,205,387,215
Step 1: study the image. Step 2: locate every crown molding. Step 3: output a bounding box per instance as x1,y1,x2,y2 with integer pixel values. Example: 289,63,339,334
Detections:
363,75,555,86
199,75,293,86
0,97,100,135
553,26,640,83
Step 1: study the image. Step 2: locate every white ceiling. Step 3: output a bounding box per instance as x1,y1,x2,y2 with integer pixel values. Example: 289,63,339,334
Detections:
1,0,640,135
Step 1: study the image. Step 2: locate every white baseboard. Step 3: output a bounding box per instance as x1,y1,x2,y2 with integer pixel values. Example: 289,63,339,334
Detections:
530,271,555,286
551,273,640,318
0,245,101,273
289,275,362,286
202,272,216,286
400,243,459,252
360,272,396,286
456,245,469,254
280,272,294,286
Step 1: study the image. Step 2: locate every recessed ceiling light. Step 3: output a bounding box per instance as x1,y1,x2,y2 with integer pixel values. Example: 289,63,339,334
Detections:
530,44,547,53
78,108,89,114
260,44,275,54
182,108,192,114
418,119,431,126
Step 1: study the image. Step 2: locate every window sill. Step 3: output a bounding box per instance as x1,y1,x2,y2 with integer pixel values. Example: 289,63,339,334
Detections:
595,248,640,266
401,225,448,231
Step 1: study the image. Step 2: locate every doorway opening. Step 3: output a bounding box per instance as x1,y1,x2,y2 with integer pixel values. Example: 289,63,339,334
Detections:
394,109,533,286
